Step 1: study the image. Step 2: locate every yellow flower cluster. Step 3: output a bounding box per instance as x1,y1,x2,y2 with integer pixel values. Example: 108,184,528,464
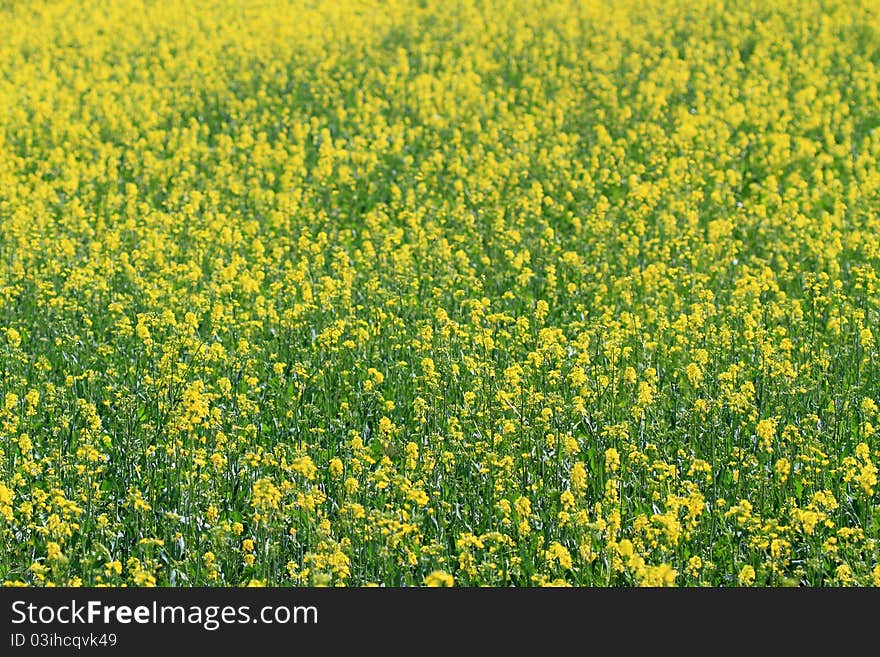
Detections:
0,0,879,587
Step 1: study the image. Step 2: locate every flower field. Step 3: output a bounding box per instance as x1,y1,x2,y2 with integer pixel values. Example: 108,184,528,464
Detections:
1,0,879,587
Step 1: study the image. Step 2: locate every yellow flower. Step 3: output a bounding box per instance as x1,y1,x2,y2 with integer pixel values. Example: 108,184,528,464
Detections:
738,565,756,586
546,542,573,570
5,327,21,348
604,448,620,473
378,416,395,438
756,418,777,451
46,542,64,562
514,496,532,518
290,456,317,480
774,458,791,482
685,362,703,388
0,483,13,521
535,299,549,322
423,570,454,587
206,505,219,523
571,462,588,495
835,564,855,586
252,478,281,512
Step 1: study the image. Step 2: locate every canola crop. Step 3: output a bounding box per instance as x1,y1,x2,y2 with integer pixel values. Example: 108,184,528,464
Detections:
1,0,879,587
